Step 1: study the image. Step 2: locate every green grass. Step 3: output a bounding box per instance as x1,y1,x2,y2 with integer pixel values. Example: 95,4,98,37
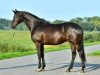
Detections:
88,50,100,56
84,41,100,46
0,51,35,60
0,30,100,60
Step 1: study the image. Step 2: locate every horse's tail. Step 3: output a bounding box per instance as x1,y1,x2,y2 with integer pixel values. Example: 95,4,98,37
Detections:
80,32,86,62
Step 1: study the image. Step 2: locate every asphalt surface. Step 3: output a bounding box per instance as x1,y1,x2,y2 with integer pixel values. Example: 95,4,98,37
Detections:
0,44,100,75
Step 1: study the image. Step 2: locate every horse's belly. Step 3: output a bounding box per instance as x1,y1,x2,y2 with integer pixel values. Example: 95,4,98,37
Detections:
32,31,67,45
43,34,67,45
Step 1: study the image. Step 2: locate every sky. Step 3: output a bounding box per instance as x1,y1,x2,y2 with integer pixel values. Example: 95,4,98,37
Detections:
0,0,100,21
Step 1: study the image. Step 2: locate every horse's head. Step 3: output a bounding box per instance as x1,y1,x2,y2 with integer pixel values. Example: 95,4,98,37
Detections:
11,9,24,29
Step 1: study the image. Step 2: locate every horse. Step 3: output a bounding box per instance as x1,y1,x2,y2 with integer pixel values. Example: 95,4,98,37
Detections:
11,9,86,73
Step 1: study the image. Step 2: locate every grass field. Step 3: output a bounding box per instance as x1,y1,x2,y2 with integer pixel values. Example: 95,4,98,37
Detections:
88,50,100,56
0,30,100,60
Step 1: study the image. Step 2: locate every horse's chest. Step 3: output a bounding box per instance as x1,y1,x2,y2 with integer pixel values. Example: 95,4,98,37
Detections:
31,32,43,42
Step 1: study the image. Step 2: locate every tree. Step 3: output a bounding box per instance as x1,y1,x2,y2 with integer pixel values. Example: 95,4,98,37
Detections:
0,16,100,31
52,20,66,24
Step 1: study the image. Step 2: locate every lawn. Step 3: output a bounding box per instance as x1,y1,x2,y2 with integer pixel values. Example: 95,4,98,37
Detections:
88,50,100,56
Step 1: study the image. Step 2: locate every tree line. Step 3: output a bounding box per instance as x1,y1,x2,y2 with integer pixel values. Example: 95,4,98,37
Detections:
0,16,100,31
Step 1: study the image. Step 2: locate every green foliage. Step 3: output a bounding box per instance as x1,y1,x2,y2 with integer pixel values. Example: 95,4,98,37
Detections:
92,31,100,41
0,41,33,54
0,18,10,29
84,33,94,42
80,22,94,31
52,20,66,24
84,31,100,42
70,16,100,31
88,50,100,56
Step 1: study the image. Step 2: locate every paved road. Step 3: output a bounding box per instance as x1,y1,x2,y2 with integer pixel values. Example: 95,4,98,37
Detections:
0,44,100,75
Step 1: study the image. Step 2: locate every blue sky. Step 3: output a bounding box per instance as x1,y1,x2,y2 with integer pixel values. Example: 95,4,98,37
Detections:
0,0,100,21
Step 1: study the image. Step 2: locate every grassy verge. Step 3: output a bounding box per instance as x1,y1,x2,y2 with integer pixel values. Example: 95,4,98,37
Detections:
88,50,100,56
0,51,34,60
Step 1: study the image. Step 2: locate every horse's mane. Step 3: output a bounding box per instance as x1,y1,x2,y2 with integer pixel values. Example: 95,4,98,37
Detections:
19,11,47,22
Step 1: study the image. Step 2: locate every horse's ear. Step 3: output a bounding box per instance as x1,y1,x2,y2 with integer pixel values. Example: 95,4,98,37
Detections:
12,10,15,13
12,9,18,14
15,9,18,13
15,9,18,12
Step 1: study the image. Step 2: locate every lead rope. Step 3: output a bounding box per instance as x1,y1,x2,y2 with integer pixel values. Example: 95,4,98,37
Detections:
0,30,15,41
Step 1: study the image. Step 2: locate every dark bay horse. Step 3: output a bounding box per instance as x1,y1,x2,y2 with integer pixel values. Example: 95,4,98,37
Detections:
11,9,86,73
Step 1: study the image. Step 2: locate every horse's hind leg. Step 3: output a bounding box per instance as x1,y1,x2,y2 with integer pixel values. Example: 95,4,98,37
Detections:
66,44,77,72
77,45,86,73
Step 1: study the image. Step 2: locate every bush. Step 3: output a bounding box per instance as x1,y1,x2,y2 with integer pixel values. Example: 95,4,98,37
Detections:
92,31,100,41
0,41,33,54
84,31,100,42
84,33,94,42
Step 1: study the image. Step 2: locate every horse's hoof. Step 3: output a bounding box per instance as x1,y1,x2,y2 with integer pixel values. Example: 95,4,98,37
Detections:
66,69,71,72
36,68,42,72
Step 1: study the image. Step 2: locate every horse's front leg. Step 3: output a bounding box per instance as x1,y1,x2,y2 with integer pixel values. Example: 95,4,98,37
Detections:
41,44,46,70
35,42,42,72
35,42,46,72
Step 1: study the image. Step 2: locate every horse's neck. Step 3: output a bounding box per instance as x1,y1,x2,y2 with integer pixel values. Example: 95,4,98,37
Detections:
24,20,32,32
24,16,38,32
24,14,46,32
